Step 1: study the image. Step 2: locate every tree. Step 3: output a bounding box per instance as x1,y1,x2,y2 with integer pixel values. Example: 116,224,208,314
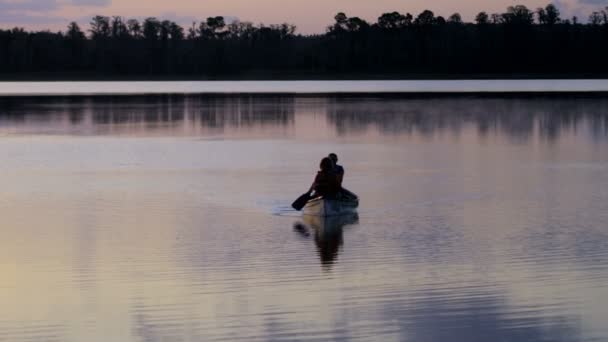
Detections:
378,11,409,29
589,11,603,25
187,22,198,39
346,17,369,32
475,12,489,25
544,4,561,25
89,15,110,39
491,13,503,24
331,12,349,32
538,4,560,25
197,21,210,39
404,13,414,27
278,23,296,38
127,19,142,38
537,7,547,24
111,16,128,39
502,5,534,25
415,10,435,25
448,13,463,24
143,17,161,40
329,12,368,33
66,22,85,40
65,21,85,66
160,20,171,41
227,21,255,39
169,22,184,40
206,16,226,38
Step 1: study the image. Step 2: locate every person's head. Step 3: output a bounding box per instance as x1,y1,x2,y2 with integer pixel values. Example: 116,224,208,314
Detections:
328,153,338,164
320,157,333,172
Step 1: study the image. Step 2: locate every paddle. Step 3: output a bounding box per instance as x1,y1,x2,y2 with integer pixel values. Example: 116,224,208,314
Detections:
292,191,312,211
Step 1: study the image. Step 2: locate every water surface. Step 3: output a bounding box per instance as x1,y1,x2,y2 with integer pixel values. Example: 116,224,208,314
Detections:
1,95,607,341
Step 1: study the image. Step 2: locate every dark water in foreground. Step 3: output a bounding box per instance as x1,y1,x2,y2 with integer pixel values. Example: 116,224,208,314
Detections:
1,95,607,342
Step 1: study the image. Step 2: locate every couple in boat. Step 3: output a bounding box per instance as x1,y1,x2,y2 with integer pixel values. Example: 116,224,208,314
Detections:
310,153,345,199
292,153,357,211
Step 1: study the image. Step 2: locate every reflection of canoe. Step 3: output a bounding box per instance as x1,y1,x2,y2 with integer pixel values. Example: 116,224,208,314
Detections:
302,213,359,232
302,192,359,217
301,213,359,268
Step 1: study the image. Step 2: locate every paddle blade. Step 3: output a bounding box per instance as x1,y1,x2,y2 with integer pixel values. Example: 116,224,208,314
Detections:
291,193,311,211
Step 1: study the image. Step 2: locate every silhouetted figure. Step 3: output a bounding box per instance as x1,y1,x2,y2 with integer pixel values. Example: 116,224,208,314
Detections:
328,153,344,187
328,152,359,201
310,157,340,198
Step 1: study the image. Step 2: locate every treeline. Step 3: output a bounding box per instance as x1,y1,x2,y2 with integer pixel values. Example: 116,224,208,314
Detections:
1,4,608,78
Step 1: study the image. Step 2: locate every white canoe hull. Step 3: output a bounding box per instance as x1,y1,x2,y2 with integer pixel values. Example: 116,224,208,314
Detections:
302,196,359,217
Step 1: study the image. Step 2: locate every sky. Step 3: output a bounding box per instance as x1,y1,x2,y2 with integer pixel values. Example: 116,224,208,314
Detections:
0,0,607,34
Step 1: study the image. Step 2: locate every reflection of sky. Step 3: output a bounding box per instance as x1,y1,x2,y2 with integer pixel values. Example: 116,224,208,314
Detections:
378,289,579,342
1,95,608,341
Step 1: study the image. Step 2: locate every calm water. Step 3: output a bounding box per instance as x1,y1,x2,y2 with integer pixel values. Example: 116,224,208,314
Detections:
1,95,608,342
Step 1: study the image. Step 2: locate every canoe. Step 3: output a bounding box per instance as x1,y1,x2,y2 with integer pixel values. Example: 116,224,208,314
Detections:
302,191,359,217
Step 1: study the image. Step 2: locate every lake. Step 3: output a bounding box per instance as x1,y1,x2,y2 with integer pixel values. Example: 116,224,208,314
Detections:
1,94,607,342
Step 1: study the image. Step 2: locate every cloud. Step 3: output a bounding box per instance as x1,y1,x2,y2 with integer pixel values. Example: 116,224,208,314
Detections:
578,0,608,5
0,0,110,27
0,0,110,16
158,12,199,24
550,0,607,22
158,12,241,25
67,0,111,6
0,12,66,26
0,0,63,25
0,0,59,12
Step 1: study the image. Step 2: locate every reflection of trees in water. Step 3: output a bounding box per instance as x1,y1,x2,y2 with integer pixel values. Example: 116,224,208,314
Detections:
2,95,608,140
589,111,608,142
0,96,79,123
0,95,295,133
187,96,294,129
326,96,608,142
86,96,294,129
89,96,186,125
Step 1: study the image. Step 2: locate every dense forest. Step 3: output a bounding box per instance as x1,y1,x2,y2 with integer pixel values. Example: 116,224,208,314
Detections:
1,4,608,79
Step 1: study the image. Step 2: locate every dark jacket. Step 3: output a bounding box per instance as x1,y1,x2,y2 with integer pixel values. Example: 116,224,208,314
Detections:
334,164,344,186
313,171,340,197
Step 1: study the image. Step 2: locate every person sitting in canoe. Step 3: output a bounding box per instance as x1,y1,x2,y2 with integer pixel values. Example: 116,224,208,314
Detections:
291,156,357,211
328,153,357,200
328,153,344,187
310,157,341,198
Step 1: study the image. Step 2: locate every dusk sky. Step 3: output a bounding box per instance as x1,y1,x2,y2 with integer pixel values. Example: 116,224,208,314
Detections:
1,0,606,33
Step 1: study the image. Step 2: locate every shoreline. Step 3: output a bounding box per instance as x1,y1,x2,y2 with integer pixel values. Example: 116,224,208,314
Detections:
2,73,608,82
2,80,608,97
